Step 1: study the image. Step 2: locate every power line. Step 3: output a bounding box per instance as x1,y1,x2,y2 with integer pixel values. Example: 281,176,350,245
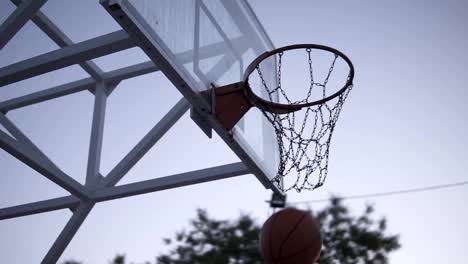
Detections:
288,180,468,205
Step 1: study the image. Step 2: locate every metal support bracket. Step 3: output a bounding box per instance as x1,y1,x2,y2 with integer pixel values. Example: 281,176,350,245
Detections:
210,82,253,131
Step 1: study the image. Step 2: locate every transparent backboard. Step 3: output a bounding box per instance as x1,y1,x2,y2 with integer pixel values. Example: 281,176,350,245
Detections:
103,0,280,185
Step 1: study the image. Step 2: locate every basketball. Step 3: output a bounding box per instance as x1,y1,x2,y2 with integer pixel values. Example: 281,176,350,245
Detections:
260,208,322,264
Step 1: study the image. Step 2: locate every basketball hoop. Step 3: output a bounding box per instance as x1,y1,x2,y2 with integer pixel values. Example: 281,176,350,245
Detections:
212,44,354,192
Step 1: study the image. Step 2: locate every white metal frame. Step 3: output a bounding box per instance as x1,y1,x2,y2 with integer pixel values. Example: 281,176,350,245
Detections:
0,1,280,263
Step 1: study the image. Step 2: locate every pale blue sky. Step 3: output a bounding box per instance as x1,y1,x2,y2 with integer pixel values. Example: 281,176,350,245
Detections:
0,0,467,263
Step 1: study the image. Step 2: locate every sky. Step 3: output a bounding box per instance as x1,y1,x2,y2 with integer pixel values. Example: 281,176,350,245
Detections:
0,0,467,263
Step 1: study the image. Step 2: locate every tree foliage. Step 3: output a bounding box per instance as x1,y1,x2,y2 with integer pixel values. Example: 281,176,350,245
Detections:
157,209,261,264
63,197,400,264
315,197,400,263
158,197,400,264
63,255,127,264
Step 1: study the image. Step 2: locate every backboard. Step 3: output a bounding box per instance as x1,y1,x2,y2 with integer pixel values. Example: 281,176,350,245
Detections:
101,0,281,192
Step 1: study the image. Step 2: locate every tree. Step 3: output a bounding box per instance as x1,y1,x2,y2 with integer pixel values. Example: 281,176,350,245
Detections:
62,197,400,263
111,255,126,264
63,254,126,264
158,209,262,264
315,197,400,263
157,197,400,264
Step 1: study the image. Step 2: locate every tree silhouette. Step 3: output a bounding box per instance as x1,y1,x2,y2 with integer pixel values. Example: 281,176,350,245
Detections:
63,254,126,264
62,197,400,263
315,197,400,263
63,261,82,264
157,197,400,264
158,209,261,264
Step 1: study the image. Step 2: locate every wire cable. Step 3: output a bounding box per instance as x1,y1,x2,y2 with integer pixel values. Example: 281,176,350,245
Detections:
288,180,468,205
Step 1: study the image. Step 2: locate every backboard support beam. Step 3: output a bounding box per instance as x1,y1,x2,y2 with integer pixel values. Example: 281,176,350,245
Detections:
0,1,280,262
0,162,250,221
0,30,135,87
9,0,105,80
0,0,48,49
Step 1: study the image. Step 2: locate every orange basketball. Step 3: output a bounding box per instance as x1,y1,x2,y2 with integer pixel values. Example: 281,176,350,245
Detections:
260,208,322,264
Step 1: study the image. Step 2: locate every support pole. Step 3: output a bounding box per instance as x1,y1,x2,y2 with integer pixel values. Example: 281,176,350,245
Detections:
85,82,109,186
41,203,94,264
